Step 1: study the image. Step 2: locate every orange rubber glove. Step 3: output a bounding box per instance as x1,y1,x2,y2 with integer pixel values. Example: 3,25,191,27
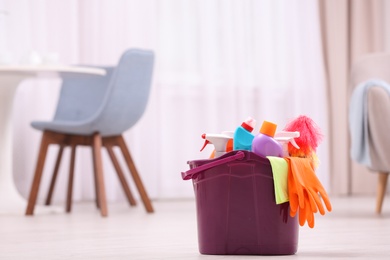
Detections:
287,161,316,227
301,190,318,228
285,157,332,228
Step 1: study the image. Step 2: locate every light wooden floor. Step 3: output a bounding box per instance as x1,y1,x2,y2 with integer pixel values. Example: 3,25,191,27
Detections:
1,196,390,259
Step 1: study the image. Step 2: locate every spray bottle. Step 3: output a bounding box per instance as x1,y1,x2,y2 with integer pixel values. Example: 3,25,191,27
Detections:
200,133,233,157
222,131,234,153
251,120,283,157
274,131,300,157
233,117,256,151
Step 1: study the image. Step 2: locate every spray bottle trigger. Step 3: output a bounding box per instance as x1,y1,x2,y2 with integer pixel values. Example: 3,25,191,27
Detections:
200,140,210,152
290,138,300,149
200,134,210,152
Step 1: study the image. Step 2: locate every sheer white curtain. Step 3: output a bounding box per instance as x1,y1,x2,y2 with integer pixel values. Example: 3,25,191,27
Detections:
1,0,329,202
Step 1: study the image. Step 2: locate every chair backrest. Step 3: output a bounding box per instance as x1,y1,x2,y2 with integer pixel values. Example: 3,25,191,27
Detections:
53,48,154,136
89,49,154,136
54,67,114,122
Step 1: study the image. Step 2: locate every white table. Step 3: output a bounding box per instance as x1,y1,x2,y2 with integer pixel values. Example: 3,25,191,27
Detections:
0,65,106,214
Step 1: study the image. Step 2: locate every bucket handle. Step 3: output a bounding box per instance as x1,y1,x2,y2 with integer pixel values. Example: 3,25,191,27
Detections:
181,151,246,180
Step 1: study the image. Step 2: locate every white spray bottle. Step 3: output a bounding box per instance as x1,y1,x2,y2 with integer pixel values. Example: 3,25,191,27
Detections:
274,131,300,157
200,133,233,158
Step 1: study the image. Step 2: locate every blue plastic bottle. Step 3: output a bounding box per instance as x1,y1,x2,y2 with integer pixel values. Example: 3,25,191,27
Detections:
252,120,283,157
233,117,256,151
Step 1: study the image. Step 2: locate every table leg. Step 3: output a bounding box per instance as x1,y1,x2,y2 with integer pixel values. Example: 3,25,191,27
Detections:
0,76,26,214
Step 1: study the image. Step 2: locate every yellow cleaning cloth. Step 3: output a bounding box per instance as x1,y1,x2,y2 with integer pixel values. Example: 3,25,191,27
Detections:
267,156,289,204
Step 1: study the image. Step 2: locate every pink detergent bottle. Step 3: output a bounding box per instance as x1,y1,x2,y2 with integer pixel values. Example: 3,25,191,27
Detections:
252,120,283,157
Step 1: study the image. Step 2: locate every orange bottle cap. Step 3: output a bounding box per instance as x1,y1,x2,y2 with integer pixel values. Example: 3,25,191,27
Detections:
260,120,277,137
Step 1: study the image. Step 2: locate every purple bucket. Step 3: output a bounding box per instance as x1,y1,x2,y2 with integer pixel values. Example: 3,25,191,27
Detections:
182,150,299,255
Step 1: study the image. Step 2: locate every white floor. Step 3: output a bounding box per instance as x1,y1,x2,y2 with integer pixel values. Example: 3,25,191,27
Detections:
0,196,390,259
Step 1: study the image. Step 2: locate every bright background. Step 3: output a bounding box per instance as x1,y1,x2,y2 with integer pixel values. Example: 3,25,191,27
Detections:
1,0,389,203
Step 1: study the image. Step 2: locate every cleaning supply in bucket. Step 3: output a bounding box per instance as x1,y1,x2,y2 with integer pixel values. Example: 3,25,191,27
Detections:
267,156,289,204
283,115,323,167
285,157,332,228
281,115,331,228
207,131,234,158
200,133,232,158
268,131,301,205
233,117,256,151
251,120,283,157
274,131,300,157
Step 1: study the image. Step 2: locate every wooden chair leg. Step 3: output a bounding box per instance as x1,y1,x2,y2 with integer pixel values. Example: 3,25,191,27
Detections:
93,162,101,210
106,145,137,206
376,172,389,214
92,133,108,217
45,145,64,205
117,135,154,213
26,132,50,215
66,145,76,213
90,138,100,210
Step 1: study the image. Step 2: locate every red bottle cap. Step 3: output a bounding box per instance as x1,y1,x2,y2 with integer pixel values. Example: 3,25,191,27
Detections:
241,117,256,132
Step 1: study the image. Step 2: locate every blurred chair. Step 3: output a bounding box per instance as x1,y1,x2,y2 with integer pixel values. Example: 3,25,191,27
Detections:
25,49,155,217
350,52,390,214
